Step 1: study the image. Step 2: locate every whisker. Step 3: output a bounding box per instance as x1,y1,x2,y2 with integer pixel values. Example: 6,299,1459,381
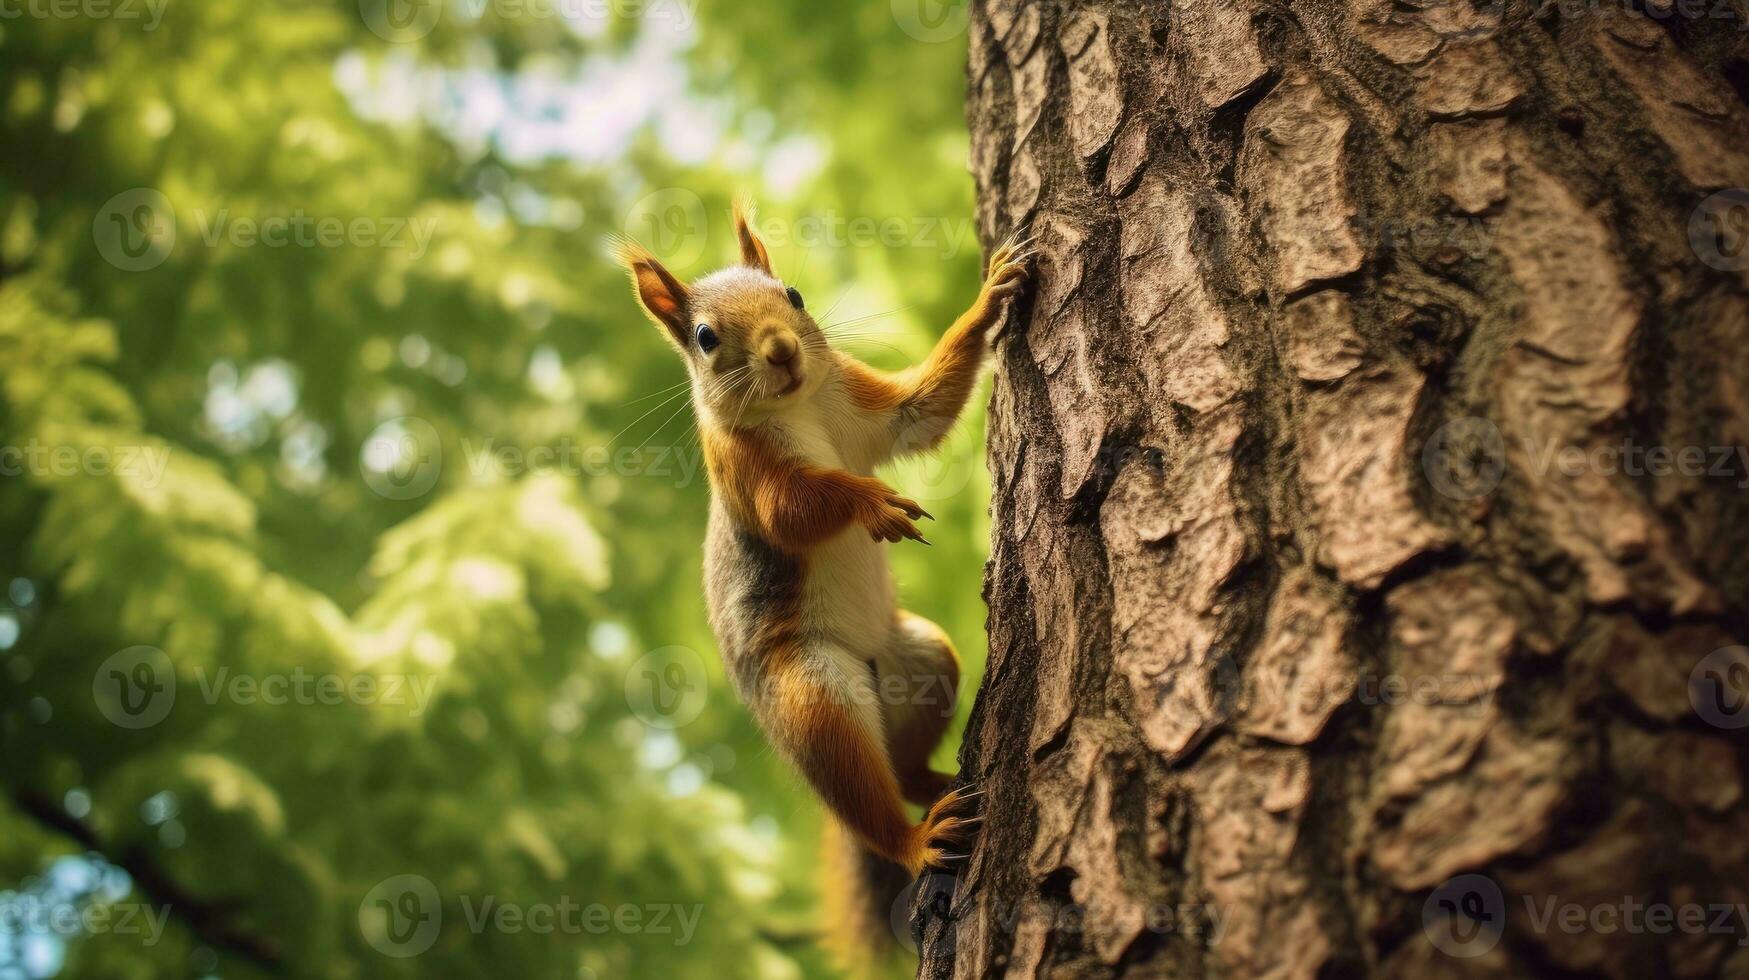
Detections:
632,396,697,457
790,241,816,291
815,325,912,356
833,340,911,360
709,365,752,395
816,289,852,327
822,305,910,332
732,368,761,425
606,386,691,448
613,376,693,408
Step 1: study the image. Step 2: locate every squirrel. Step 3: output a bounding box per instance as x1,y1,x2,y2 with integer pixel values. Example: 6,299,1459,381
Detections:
617,199,1028,951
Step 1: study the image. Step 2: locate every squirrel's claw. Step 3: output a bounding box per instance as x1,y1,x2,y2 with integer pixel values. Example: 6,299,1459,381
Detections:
987,232,1035,272
867,500,929,545
904,782,984,873
886,493,933,522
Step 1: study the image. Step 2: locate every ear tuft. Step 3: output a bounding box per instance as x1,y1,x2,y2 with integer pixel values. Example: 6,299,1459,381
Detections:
613,235,692,348
733,195,774,275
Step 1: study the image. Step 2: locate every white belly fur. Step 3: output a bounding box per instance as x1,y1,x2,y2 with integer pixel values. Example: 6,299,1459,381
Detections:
771,394,897,659
807,527,896,657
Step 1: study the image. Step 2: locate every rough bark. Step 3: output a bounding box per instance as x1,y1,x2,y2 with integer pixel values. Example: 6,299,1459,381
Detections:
926,2,1749,977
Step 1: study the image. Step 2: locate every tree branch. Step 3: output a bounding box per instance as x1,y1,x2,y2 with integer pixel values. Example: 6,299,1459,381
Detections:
9,787,284,970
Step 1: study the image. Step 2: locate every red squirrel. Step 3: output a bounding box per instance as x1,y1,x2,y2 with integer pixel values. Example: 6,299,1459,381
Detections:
616,200,1028,890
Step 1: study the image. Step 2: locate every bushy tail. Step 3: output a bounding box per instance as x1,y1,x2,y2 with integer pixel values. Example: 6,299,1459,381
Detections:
820,819,914,977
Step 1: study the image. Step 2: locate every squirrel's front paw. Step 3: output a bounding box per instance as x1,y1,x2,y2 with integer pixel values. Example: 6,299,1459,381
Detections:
905,785,983,875
980,236,1032,303
971,235,1032,337
865,489,932,545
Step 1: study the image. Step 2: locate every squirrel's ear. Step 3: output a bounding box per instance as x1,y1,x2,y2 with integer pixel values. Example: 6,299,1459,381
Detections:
733,196,774,275
615,239,692,348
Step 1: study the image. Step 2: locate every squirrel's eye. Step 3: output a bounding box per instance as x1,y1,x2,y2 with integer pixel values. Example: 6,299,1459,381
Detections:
785,286,804,310
694,324,719,353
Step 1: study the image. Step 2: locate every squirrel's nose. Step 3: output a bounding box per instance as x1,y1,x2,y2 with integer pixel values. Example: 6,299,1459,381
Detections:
763,333,798,366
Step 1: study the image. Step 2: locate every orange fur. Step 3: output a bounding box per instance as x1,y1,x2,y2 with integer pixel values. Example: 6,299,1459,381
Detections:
702,426,923,551
614,238,693,347
733,198,774,274
767,660,921,869
838,256,1022,454
886,612,960,806
617,203,1026,956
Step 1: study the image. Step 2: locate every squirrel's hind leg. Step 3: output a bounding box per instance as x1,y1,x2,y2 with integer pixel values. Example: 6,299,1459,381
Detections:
761,644,924,871
878,611,961,807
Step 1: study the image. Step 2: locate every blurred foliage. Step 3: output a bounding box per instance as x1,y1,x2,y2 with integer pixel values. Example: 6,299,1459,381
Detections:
0,0,985,976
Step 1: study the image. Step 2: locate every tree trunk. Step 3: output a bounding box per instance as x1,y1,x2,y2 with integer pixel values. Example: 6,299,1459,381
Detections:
926,1,1749,977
